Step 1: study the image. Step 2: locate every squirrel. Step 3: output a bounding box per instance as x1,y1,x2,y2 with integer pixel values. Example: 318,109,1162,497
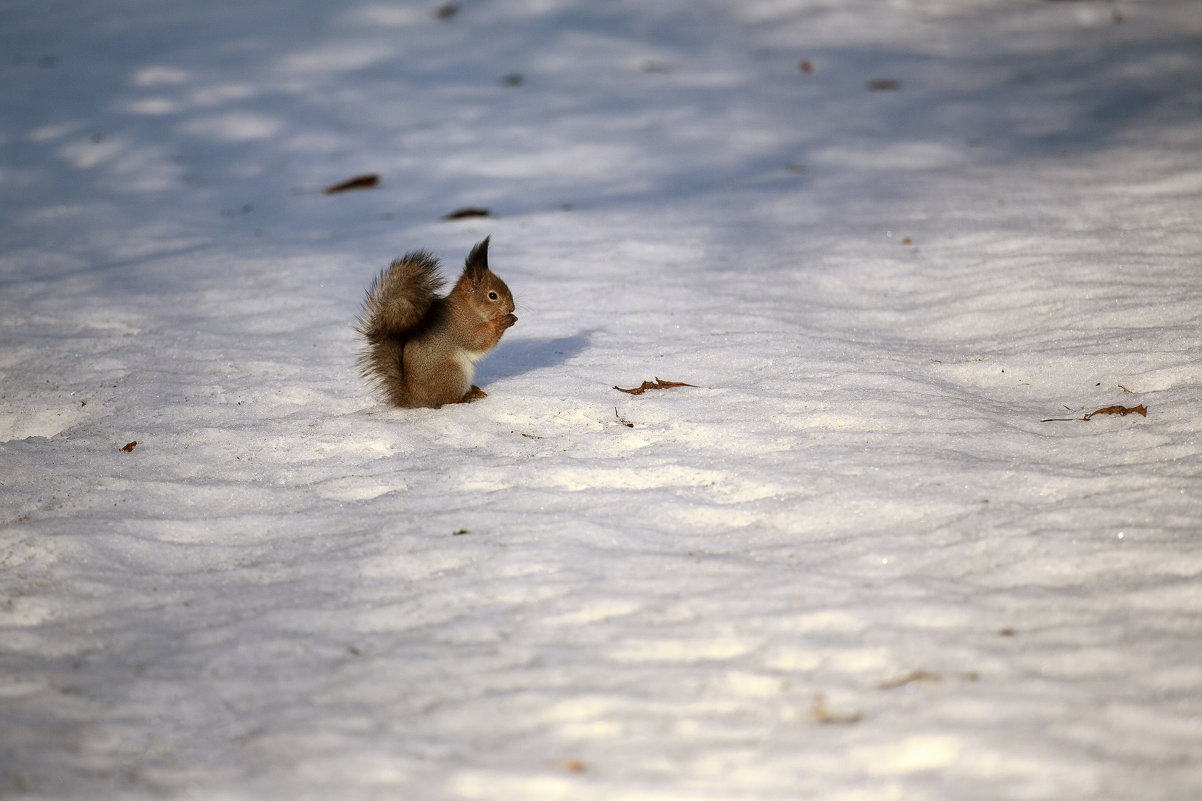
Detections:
356,236,517,408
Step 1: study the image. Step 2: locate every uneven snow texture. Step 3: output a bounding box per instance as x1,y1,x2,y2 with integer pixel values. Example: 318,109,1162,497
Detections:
2,1,1202,799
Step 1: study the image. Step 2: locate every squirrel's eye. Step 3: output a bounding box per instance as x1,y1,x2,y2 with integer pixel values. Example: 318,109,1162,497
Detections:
488,291,498,300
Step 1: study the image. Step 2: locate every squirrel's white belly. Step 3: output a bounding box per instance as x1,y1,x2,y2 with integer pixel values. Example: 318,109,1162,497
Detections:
452,347,489,380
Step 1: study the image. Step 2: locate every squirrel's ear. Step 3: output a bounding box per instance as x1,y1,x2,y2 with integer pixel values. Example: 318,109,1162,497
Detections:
465,236,491,275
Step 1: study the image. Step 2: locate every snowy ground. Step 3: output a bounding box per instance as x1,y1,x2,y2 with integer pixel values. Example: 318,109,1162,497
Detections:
3,1,1202,799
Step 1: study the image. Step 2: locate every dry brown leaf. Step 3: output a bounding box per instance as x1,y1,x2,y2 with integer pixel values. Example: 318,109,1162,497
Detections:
443,207,490,220
1041,403,1147,423
1084,404,1147,420
613,377,698,395
323,174,380,194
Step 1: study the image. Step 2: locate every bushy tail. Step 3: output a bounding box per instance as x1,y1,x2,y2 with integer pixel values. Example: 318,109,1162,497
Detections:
355,250,444,403
357,250,444,340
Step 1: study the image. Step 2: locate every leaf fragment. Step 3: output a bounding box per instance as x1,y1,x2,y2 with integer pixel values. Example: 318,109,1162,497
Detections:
613,377,698,395
1041,403,1147,423
443,207,490,220
1083,404,1147,420
323,174,380,194
867,78,901,91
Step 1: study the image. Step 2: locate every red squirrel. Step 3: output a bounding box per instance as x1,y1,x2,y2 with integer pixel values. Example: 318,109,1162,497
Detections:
356,237,517,408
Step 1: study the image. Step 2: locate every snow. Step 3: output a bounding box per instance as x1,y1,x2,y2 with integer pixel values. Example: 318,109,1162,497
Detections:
2,0,1202,799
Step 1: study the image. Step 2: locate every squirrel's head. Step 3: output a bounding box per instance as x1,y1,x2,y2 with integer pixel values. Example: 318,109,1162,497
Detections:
461,236,517,327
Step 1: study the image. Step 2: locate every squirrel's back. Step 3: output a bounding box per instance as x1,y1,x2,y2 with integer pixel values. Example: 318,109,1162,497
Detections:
356,238,517,409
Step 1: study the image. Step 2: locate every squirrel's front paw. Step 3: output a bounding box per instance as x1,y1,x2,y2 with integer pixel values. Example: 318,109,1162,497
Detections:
461,385,488,403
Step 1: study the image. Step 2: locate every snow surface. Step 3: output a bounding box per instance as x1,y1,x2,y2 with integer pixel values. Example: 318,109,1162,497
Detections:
3,0,1202,799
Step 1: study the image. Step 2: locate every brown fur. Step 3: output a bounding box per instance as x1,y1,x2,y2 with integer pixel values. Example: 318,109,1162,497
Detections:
356,237,517,408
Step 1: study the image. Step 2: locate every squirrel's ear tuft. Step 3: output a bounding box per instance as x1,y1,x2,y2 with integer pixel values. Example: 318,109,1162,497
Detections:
466,236,491,274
